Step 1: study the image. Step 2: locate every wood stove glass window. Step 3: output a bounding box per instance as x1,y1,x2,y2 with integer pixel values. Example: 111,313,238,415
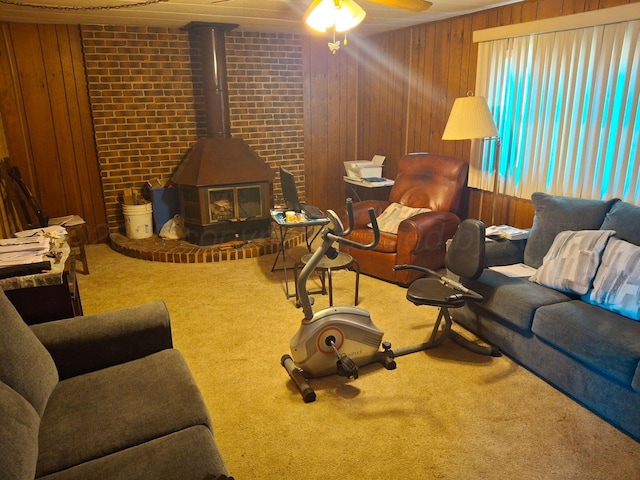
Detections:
207,185,265,223
208,188,234,222
237,185,263,220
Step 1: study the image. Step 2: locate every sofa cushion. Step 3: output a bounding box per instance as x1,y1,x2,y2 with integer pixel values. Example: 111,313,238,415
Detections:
37,426,229,480
601,200,640,246
529,230,615,295
532,300,640,390
524,192,618,268
0,290,58,416
37,349,212,477
348,228,398,253
466,269,573,332
583,237,640,321
0,381,40,480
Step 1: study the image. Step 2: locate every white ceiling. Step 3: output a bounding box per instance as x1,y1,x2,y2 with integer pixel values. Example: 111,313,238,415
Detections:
0,0,521,36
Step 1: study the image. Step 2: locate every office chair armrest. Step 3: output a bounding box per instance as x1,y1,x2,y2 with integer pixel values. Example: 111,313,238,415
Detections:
397,211,460,254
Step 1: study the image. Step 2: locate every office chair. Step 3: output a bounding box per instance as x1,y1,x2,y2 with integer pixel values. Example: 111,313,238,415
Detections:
393,219,500,357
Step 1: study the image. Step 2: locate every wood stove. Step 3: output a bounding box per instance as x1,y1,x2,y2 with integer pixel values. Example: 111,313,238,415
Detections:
173,23,274,245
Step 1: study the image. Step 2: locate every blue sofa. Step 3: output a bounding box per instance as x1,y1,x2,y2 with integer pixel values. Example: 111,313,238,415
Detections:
455,193,640,441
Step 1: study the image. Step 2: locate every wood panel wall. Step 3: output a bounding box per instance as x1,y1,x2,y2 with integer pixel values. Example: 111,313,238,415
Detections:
0,23,107,242
303,0,640,228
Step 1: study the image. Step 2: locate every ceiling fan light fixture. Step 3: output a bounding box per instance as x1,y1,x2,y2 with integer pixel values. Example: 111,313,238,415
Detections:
305,0,366,33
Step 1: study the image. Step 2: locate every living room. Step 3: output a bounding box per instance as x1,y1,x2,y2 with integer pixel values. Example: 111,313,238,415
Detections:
1,0,640,479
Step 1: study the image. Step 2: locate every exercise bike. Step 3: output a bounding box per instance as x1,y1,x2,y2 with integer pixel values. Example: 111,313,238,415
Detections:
281,201,493,402
280,200,396,402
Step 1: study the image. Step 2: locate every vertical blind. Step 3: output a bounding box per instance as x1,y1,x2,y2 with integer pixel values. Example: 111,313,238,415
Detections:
471,19,640,204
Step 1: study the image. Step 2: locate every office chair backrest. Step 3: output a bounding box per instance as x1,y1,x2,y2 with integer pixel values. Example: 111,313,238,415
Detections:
444,219,485,280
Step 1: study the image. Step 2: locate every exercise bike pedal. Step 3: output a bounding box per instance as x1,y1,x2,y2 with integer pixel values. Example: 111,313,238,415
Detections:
336,354,359,379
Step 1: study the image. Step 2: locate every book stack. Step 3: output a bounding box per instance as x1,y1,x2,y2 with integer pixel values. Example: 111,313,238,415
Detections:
485,225,530,241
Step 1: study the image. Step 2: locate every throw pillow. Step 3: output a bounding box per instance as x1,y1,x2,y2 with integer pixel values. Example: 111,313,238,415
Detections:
600,200,640,246
524,192,618,268
370,202,431,234
583,237,640,321
529,229,615,295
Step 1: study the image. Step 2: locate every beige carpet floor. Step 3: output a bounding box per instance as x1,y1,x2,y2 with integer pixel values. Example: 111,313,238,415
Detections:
77,243,640,480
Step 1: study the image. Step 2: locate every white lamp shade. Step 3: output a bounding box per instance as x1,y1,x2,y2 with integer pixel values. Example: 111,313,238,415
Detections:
442,96,498,140
305,0,366,33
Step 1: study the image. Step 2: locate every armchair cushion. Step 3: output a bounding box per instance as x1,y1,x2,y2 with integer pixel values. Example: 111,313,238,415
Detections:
37,349,211,477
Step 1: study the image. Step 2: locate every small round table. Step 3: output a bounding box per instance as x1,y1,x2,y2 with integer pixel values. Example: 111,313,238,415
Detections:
295,251,360,306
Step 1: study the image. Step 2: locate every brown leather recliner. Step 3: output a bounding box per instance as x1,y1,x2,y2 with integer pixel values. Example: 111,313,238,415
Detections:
337,153,469,286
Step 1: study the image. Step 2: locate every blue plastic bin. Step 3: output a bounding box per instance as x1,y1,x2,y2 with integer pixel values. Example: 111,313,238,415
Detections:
150,187,180,234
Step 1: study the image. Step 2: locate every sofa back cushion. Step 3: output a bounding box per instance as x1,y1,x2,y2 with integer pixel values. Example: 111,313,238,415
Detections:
601,200,640,246
524,192,618,268
0,381,40,479
0,290,58,416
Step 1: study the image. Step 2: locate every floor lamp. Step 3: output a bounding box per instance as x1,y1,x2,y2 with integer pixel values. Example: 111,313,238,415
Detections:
442,94,501,225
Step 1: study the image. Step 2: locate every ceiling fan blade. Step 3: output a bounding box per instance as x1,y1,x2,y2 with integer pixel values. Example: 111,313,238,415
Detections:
366,0,433,13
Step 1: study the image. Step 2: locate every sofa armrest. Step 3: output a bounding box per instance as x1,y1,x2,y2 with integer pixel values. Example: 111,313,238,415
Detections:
30,302,172,380
397,211,460,254
484,238,527,267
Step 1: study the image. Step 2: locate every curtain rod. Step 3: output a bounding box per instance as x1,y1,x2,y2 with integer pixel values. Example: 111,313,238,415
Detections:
473,3,640,43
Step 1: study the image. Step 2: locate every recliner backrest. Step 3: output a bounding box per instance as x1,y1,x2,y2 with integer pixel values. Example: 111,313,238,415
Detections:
390,153,469,212
445,219,486,280
0,290,58,416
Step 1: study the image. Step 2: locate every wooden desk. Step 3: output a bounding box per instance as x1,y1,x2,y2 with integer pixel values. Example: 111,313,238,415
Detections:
1,240,83,324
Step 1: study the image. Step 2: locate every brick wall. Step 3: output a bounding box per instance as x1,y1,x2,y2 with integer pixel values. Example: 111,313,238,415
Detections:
81,25,304,235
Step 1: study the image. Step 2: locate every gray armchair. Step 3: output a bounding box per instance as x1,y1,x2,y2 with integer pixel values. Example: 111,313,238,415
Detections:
0,290,230,480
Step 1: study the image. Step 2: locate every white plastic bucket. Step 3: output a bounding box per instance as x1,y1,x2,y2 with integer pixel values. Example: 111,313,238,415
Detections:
123,202,153,239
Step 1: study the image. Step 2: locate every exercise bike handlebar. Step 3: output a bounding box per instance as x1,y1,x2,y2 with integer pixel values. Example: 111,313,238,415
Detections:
297,200,380,320
325,202,380,251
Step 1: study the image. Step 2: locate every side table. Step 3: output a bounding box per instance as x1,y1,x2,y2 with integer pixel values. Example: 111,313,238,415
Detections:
295,251,360,307
270,209,330,298
1,240,83,324
343,176,394,202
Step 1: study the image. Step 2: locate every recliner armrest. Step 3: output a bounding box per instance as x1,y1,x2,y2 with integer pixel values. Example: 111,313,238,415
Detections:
338,200,389,229
397,211,460,254
484,238,527,267
31,302,172,380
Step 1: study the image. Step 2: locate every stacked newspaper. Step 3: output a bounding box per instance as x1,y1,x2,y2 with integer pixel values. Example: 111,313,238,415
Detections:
0,236,51,268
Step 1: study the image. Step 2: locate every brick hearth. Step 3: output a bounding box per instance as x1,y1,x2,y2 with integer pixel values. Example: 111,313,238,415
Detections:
110,228,306,263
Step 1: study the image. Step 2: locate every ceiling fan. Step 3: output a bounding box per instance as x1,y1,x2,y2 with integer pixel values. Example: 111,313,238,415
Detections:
306,0,432,53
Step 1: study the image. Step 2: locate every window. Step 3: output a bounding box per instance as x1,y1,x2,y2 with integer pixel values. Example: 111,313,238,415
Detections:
471,18,640,204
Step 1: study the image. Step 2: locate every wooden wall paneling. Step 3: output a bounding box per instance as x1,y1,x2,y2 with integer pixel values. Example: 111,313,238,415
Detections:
9,24,57,201
0,23,105,242
39,25,81,215
406,25,436,155
0,25,31,176
427,21,452,155
66,26,107,240
389,30,411,172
